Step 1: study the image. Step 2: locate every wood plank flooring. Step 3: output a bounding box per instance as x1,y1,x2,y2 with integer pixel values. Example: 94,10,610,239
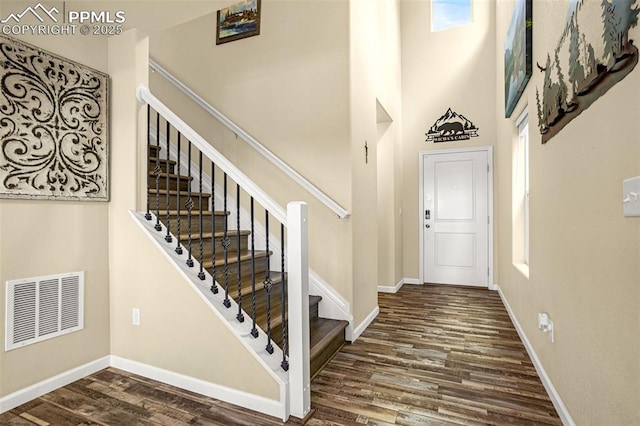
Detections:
309,284,561,425
0,284,560,425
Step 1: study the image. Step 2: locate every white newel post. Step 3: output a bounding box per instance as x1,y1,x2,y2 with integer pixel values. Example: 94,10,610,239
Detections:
286,202,311,419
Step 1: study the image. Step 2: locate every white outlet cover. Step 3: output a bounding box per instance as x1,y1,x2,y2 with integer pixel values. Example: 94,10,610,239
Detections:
623,176,640,217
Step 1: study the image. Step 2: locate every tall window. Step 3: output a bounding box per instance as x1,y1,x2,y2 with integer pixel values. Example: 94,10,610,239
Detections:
520,117,529,265
432,0,473,32
513,110,529,270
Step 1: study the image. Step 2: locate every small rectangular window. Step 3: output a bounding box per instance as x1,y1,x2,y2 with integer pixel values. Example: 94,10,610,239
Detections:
432,0,473,32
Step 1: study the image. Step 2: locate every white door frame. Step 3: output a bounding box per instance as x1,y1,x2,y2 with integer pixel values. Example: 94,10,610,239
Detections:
418,146,494,289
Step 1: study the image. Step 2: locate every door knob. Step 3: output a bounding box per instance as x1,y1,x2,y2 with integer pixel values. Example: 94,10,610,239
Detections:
425,224,431,228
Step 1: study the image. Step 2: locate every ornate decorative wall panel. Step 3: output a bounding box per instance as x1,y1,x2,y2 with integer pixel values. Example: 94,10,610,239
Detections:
0,35,109,201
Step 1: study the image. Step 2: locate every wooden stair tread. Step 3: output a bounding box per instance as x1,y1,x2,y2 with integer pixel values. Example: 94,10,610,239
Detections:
234,271,283,298
148,188,212,197
203,250,269,268
158,210,229,217
177,229,250,240
309,295,322,307
309,318,348,356
149,156,176,165
309,317,348,379
149,172,193,180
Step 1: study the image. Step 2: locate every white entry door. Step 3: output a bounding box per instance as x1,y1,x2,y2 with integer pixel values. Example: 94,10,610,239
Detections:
423,149,489,286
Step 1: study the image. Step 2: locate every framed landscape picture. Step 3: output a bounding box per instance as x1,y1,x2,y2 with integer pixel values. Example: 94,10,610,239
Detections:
504,0,532,118
216,0,261,45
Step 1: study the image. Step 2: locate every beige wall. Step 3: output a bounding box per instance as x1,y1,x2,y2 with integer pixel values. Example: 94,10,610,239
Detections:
400,0,498,282
374,0,404,289
149,1,355,310
0,11,111,397
495,0,640,423
349,0,380,323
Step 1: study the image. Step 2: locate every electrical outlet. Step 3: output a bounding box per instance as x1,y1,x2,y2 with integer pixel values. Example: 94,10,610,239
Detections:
537,312,554,343
132,308,140,326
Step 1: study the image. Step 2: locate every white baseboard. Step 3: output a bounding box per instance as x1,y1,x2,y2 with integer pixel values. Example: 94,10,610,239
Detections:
0,356,110,413
346,305,379,342
110,356,286,420
378,277,424,293
496,286,575,426
378,278,404,294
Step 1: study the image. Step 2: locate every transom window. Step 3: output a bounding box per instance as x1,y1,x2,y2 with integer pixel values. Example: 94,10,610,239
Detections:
432,0,473,32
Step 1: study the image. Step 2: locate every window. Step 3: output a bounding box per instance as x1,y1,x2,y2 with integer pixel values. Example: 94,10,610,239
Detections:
513,110,529,274
520,117,530,265
432,0,473,32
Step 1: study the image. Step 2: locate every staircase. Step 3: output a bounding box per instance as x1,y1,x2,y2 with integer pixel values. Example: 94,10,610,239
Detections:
147,143,348,379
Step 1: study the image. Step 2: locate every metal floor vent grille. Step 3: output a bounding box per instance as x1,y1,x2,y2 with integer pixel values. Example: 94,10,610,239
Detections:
5,272,84,351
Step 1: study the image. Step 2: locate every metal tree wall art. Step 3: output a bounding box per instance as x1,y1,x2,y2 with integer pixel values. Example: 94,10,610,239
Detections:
0,35,109,200
536,0,639,143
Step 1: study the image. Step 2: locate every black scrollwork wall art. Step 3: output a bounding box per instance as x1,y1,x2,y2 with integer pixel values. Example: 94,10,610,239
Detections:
0,35,109,201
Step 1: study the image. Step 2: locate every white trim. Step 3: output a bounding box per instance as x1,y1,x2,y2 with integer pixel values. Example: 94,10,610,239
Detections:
418,146,494,287
347,305,379,342
0,356,110,413
147,61,350,219
403,277,422,285
496,286,575,426
378,278,407,294
286,202,311,418
110,356,286,420
0,354,287,420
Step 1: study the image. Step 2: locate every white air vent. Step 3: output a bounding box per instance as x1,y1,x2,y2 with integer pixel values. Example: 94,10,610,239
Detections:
5,272,84,351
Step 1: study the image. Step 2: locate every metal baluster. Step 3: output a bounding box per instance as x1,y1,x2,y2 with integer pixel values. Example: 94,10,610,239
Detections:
280,223,289,371
186,141,194,267
154,111,162,231
175,133,183,255
210,160,218,294
222,173,231,308
164,120,172,243
250,197,258,338
264,212,274,354
236,184,244,323
145,104,152,221
198,151,205,280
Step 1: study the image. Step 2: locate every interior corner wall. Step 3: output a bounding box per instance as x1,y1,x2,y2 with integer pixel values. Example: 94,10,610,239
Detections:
374,0,404,290
349,0,380,325
148,0,354,306
0,29,111,397
106,29,279,401
400,0,498,283
495,1,640,423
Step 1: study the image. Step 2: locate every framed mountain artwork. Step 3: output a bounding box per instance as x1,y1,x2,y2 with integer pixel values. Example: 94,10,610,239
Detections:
504,0,533,118
216,0,261,45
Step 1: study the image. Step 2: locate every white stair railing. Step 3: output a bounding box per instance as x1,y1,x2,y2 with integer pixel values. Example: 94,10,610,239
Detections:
137,84,310,420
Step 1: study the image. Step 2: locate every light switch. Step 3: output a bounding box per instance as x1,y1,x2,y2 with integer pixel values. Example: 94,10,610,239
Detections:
623,176,640,217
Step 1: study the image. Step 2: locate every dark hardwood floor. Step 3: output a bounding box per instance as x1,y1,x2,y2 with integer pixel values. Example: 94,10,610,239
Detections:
0,284,561,425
